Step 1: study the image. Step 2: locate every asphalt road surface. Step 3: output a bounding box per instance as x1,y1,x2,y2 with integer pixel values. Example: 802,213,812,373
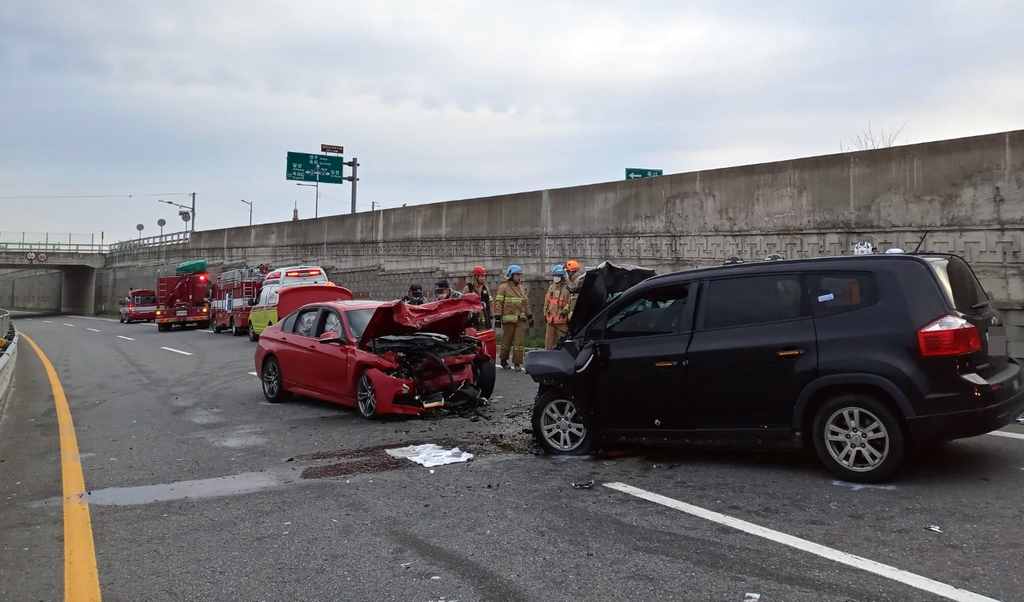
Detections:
2,312,1024,601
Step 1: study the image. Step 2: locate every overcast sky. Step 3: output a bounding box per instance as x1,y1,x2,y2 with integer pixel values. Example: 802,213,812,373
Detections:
2,1,1022,244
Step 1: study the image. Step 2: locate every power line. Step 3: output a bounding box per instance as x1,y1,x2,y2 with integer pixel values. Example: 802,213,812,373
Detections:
0,192,192,200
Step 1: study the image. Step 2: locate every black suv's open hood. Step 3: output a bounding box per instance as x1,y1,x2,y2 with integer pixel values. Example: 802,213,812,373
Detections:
567,261,656,334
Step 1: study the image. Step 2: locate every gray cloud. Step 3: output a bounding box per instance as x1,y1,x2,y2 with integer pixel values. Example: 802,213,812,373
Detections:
1,0,1022,243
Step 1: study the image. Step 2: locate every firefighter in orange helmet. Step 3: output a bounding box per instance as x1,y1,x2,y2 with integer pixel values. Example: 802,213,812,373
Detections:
462,266,491,330
565,259,584,320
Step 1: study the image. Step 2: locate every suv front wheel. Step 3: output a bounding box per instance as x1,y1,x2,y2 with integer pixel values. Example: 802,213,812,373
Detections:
812,394,905,483
532,390,595,455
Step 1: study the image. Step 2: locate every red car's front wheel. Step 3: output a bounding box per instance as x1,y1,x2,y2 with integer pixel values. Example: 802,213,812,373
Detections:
356,372,378,419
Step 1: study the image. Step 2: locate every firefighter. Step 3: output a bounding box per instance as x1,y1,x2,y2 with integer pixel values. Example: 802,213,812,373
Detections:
543,264,571,349
434,280,462,301
401,284,427,305
764,253,785,261
565,259,584,320
724,254,744,265
492,264,533,371
462,266,492,330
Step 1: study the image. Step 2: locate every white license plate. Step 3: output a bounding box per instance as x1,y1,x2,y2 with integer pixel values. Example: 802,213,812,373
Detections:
176,310,187,317
988,327,1007,356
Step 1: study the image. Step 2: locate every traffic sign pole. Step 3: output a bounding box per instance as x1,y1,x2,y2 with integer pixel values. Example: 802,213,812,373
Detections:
344,158,359,214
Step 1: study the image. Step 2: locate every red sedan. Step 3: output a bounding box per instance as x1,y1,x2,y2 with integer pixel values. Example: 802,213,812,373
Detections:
254,296,496,418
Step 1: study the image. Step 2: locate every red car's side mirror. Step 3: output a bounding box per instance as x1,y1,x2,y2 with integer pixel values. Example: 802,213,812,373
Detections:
318,332,344,345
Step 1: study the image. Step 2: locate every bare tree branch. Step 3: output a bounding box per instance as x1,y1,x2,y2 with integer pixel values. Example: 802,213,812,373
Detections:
842,121,906,151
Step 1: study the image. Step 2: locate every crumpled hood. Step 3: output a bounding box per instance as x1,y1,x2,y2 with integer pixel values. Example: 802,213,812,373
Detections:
360,294,483,346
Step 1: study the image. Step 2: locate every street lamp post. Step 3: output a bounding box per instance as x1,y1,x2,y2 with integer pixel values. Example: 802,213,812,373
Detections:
240,199,253,226
296,183,318,218
159,199,195,233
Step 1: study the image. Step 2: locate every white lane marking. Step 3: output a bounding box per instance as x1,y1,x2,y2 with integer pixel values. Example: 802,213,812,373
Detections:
160,347,193,356
248,371,258,376
87,328,100,333
63,323,74,327
42,320,52,323
988,430,1024,441
605,482,998,602
117,336,135,341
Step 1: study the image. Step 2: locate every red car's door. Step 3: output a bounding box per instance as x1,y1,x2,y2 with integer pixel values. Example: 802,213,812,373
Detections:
277,307,322,390
307,309,354,401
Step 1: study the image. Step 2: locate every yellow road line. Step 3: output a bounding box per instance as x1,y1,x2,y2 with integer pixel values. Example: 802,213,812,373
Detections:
21,333,102,602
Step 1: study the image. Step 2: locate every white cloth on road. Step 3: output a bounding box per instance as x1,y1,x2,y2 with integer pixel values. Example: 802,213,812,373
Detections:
386,444,474,467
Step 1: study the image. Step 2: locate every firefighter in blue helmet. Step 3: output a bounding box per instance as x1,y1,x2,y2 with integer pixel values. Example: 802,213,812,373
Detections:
492,264,533,371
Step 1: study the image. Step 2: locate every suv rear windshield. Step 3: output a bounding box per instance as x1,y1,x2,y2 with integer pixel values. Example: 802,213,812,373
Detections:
923,256,989,314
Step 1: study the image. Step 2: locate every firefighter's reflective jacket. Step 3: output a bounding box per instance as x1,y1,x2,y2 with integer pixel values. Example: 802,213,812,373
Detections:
543,281,570,324
494,280,531,323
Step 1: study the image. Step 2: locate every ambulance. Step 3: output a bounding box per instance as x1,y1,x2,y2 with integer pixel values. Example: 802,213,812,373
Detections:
246,265,329,341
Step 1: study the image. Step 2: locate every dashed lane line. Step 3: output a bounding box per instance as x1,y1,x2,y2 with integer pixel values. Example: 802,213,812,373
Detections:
86,328,100,333
605,482,998,602
43,320,52,323
160,347,194,356
116,336,134,341
19,333,103,601
63,323,74,327
248,371,258,376
989,430,1024,441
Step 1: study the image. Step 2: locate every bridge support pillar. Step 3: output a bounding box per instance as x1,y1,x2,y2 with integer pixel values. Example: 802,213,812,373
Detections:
60,266,96,315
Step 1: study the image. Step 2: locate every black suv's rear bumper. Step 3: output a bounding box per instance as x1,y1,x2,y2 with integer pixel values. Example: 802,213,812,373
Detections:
906,386,1024,446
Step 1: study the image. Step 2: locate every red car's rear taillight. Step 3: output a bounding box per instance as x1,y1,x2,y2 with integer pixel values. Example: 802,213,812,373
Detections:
918,315,982,357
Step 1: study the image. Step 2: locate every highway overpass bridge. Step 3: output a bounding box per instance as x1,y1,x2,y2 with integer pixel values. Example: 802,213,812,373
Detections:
0,245,105,315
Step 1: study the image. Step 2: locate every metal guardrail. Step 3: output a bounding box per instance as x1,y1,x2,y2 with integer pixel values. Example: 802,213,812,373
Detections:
0,232,192,255
108,231,190,253
0,241,109,254
0,310,10,355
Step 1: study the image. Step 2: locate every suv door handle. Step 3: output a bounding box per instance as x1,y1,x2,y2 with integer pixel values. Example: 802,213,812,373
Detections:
777,349,806,358
655,360,686,368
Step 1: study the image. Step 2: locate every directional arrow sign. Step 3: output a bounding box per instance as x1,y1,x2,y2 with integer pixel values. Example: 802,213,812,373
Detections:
626,168,663,180
286,152,345,184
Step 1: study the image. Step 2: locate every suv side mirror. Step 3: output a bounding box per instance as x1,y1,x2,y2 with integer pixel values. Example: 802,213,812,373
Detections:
318,332,344,345
248,298,257,306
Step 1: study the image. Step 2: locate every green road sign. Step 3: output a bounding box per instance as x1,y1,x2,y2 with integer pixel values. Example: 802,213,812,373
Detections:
286,152,345,184
625,168,663,180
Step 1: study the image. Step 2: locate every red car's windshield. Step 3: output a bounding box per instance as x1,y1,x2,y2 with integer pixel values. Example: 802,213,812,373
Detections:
344,308,375,340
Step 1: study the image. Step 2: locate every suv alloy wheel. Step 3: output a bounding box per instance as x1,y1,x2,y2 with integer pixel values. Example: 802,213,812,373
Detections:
532,390,594,455
812,394,905,483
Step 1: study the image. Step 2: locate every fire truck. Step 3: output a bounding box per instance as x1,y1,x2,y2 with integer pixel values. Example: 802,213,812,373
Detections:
211,264,270,336
156,260,212,332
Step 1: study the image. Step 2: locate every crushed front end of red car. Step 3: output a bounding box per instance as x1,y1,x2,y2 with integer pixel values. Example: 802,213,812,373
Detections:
359,295,496,413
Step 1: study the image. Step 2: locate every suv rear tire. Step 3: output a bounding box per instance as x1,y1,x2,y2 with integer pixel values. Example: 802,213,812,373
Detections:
532,390,594,456
812,394,905,483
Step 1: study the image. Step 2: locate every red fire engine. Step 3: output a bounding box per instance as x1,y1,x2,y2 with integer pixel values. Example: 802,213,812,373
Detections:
211,264,270,336
156,263,212,331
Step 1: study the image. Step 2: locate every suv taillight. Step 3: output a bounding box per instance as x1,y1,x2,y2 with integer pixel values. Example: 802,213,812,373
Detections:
918,315,982,357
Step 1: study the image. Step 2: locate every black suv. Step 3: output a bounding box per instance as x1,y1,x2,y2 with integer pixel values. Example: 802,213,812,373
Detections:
524,255,1024,482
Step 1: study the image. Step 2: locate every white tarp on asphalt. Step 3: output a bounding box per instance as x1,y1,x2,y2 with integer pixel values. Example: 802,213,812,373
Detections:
385,444,474,467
